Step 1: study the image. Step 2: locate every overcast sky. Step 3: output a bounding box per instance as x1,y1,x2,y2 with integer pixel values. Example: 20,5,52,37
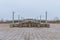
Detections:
0,0,60,20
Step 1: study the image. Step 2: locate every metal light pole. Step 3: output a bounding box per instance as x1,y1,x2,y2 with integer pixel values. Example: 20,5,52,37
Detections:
18,15,20,23
40,15,41,24
12,11,14,25
45,11,47,24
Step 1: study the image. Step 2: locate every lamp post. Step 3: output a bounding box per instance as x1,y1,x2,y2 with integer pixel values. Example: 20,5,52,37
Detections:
40,15,41,24
18,15,20,23
12,11,14,25
45,11,47,24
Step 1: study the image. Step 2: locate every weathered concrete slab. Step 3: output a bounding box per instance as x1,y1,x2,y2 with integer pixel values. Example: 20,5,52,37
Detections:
0,24,60,40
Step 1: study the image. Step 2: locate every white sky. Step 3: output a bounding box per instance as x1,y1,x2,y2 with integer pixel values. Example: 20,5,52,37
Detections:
0,0,60,20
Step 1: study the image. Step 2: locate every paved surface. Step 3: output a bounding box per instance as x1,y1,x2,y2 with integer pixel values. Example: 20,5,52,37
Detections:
0,24,60,40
